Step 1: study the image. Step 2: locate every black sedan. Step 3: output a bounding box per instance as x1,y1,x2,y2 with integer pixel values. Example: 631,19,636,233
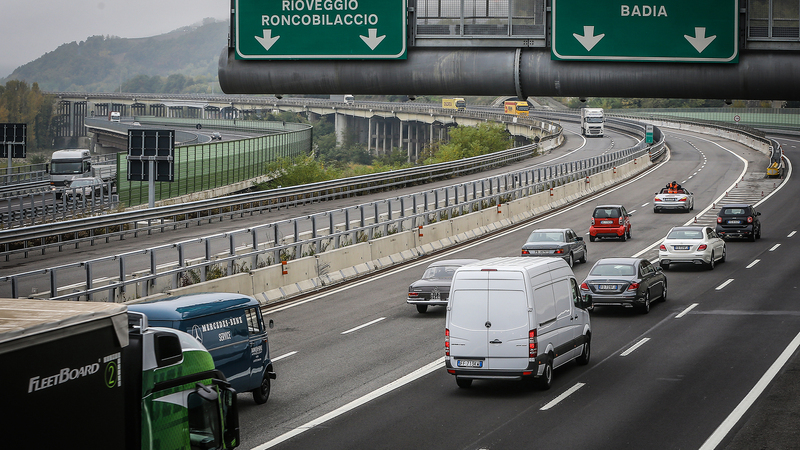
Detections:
521,228,587,267
579,257,667,314
407,259,479,313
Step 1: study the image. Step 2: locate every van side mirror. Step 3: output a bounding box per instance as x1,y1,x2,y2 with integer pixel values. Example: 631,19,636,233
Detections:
268,319,274,329
575,236,583,241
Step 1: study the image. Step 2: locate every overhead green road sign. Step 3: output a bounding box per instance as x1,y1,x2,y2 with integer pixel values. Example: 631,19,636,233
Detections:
552,0,738,63
235,0,407,60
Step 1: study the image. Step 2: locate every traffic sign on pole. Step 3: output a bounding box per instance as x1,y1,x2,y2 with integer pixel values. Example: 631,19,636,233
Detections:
551,0,739,63
234,0,407,60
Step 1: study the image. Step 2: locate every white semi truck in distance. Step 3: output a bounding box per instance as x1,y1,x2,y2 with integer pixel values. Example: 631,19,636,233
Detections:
49,149,116,188
581,107,605,137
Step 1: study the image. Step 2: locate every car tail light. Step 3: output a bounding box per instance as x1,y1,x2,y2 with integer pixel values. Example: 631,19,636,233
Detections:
717,217,723,223
747,216,753,223
445,328,450,356
678,196,688,201
659,244,666,251
554,249,563,254
521,249,529,255
698,244,707,250
627,282,639,291
408,292,418,297
654,197,662,202
529,329,538,358
580,282,589,290
618,218,623,225
591,218,595,225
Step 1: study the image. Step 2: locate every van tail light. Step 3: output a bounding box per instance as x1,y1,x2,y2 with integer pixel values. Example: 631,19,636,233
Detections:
698,244,707,250
659,244,666,251
627,282,639,291
717,217,723,223
580,282,589,290
747,216,753,223
445,328,450,356
529,329,538,358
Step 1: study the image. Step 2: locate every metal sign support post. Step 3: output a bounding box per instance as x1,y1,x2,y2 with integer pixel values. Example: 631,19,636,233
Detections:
6,144,10,176
149,159,156,208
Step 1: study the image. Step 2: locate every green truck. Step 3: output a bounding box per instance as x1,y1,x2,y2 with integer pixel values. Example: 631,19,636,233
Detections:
0,299,240,449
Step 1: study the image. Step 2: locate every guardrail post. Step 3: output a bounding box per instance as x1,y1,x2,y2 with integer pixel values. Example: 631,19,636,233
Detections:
118,257,126,296
86,263,93,301
203,239,211,282
294,219,301,258
50,269,57,299
311,216,320,254
228,234,236,275
251,230,259,270
423,192,429,212
11,276,18,299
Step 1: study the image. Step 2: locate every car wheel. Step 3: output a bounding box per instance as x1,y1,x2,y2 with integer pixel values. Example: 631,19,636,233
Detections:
536,356,553,390
252,371,271,405
708,252,716,270
576,335,591,366
661,282,667,302
720,246,727,263
660,262,670,270
567,253,574,268
640,291,651,314
627,228,632,239
579,248,587,264
756,227,761,239
749,232,756,242
456,377,472,389
416,304,428,314
653,208,658,213
621,232,627,242
589,235,596,242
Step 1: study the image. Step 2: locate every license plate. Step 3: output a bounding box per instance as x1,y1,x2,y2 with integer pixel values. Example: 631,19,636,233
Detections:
601,220,613,224
728,220,742,224
457,359,483,368
674,245,690,250
598,284,618,290
665,198,677,202
536,250,550,254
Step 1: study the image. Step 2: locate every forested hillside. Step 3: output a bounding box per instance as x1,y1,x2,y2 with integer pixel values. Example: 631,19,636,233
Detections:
2,18,227,93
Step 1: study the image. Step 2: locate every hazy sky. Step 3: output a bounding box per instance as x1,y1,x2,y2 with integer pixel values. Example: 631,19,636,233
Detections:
0,0,227,78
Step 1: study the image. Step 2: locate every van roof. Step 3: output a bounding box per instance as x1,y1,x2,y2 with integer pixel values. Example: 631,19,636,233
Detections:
456,256,567,271
127,293,259,321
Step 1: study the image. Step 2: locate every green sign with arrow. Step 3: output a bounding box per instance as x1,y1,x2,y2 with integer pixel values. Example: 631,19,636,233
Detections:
552,0,739,63
234,0,407,60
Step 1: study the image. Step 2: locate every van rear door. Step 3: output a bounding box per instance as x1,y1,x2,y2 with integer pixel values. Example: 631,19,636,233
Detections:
448,270,489,363
486,271,530,370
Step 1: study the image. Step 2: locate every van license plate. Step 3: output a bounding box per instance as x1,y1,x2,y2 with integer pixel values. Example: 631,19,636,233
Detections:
457,359,483,368
598,284,617,290
601,220,613,224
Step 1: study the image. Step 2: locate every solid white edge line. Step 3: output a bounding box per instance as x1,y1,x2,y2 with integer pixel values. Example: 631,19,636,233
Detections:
540,382,586,411
253,357,446,450
715,279,734,290
675,303,699,318
699,332,800,450
746,259,760,269
341,317,385,334
769,244,781,252
620,337,650,357
272,351,298,362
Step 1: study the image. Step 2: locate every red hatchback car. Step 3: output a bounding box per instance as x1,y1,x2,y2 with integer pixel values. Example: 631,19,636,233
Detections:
590,204,632,242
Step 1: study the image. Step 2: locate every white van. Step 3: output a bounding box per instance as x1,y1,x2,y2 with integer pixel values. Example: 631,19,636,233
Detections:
445,257,592,389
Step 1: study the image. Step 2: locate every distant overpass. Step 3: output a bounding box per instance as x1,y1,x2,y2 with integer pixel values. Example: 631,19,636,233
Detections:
219,0,800,100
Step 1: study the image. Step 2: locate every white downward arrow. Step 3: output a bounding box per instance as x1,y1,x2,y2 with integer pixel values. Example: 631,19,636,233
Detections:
573,26,605,52
360,29,386,50
685,27,716,53
255,30,280,51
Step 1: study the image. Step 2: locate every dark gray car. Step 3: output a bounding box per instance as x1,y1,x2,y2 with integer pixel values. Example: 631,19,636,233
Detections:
407,259,480,313
521,228,587,267
579,257,667,314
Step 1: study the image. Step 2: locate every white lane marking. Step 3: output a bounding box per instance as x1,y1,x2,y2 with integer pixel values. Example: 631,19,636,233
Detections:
620,338,650,356
746,260,760,269
540,383,586,411
676,303,699,318
700,332,800,450
788,231,797,238
341,317,385,334
716,279,734,290
253,357,445,449
769,244,781,252
272,351,298,362
629,209,637,214
642,202,649,207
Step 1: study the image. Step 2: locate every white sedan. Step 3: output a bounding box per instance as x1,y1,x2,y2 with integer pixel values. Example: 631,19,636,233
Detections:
659,226,726,270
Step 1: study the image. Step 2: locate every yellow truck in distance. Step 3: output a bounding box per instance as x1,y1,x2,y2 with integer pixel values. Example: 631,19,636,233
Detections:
442,98,466,110
504,101,530,116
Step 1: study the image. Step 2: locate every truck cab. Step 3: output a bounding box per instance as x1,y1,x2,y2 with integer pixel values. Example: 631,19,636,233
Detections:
49,149,92,188
581,107,605,137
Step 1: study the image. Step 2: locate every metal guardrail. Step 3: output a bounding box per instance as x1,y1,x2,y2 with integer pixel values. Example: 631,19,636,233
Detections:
1,127,664,301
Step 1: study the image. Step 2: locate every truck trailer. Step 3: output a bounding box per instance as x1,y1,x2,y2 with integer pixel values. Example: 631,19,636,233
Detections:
442,98,466,110
580,107,605,137
0,299,240,450
504,100,530,116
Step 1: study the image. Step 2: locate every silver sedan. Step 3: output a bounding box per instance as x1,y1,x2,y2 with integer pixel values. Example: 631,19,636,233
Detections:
659,226,726,270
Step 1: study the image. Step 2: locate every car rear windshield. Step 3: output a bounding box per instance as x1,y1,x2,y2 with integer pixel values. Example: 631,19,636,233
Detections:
590,264,635,277
527,232,564,242
667,230,703,239
422,266,458,280
721,208,749,215
593,208,620,218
